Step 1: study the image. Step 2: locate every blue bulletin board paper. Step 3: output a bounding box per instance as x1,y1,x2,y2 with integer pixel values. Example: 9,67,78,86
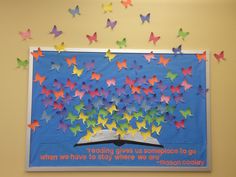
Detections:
26,48,210,171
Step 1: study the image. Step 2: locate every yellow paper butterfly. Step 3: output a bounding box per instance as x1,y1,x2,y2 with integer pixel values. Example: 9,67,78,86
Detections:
102,2,112,13
106,121,117,131
72,65,83,77
151,125,162,135
54,42,65,53
105,49,116,62
83,130,93,141
141,131,151,141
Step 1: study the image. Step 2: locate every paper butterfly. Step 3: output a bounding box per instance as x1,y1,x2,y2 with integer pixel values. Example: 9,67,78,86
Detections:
197,85,208,97
28,120,40,132
49,25,62,38
48,62,59,72
121,0,132,8
41,111,52,123
84,60,95,71
58,120,69,132
148,75,159,86
91,72,101,81
144,51,156,63
174,93,184,104
101,88,110,98
157,80,168,92
53,89,64,100
86,32,97,44
181,66,192,76
72,66,83,77
102,2,112,13
54,101,64,111
149,32,160,45
125,76,136,87
105,49,116,61
42,97,53,108
140,13,150,23
142,86,154,95
53,79,63,89
116,38,127,48
177,28,189,40
196,51,206,62
160,94,171,104
106,78,116,87
172,45,182,55
174,119,185,129
41,86,52,97
214,51,225,62
31,48,44,61
180,108,193,119
34,72,46,85
66,79,77,90
74,90,85,99
65,56,77,67
131,85,141,94
62,93,72,104
106,18,117,30
16,58,28,69
170,85,181,94
54,42,65,53
158,55,170,67
115,86,126,96
166,70,178,82
70,124,82,136
116,59,127,71
181,79,192,91
19,28,32,40
68,5,80,17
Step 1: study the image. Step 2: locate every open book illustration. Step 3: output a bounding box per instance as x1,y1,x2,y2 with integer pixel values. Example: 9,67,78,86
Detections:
74,130,164,148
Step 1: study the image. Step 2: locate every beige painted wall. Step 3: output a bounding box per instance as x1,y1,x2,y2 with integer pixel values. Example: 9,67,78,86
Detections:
0,0,236,176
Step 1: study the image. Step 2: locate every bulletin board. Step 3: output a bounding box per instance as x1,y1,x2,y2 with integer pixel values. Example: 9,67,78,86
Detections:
26,47,210,171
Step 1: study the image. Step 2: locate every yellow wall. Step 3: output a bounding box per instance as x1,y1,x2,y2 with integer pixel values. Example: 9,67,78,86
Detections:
0,0,236,176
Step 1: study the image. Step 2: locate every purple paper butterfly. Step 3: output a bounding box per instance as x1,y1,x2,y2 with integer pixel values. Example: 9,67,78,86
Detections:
174,93,184,104
53,79,63,89
136,75,147,85
82,82,91,92
62,93,72,104
157,80,168,92
84,60,95,71
133,93,143,104
115,86,126,96
58,120,70,133
130,60,142,73
56,107,67,117
172,45,182,55
165,113,176,122
49,25,62,38
140,13,151,23
68,5,80,17
42,97,53,108
100,88,110,98
106,18,117,30
197,85,209,97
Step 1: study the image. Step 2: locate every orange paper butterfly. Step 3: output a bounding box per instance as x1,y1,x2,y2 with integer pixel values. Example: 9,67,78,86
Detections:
34,72,46,85
116,59,127,71
28,120,40,132
31,48,44,61
148,75,159,86
196,51,206,62
91,72,101,81
53,89,64,100
65,56,77,67
158,55,170,67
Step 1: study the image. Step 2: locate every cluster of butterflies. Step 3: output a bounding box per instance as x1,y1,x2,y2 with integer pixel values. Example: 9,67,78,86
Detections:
28,48,208,142
17,1,226,68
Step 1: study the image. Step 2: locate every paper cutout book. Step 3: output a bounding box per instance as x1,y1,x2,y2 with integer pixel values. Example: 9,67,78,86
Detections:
74,130,164,148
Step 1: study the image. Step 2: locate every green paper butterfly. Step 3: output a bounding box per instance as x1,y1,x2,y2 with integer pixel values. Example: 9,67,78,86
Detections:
17,58,29,69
